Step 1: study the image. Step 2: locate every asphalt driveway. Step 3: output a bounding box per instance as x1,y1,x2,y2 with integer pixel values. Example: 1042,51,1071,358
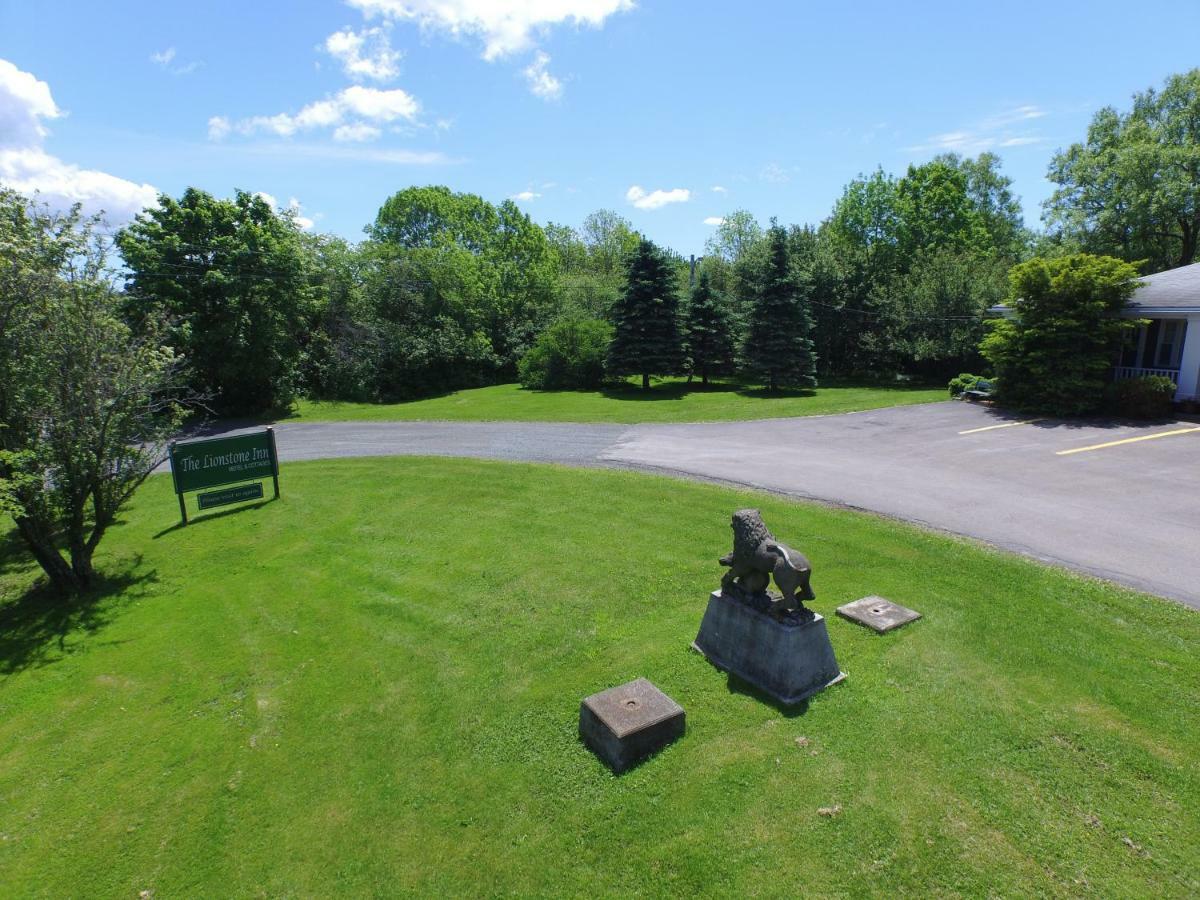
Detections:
205,403,1200,608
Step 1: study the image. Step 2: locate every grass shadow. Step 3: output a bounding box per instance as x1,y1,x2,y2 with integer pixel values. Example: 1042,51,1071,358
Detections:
152,498,276,539
962,401,1175,432
0,559,158,675
0,527,38,582
734,387,818,400
723,672,812,718
691,647,812,718
597,379,753,403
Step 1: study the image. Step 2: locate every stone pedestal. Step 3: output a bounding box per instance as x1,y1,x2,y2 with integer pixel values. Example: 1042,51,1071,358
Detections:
579,678,685,773
692,590,845,705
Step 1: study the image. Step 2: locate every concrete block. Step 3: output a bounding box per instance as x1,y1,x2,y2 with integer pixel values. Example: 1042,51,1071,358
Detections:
837,596,921,633
579,678,685,773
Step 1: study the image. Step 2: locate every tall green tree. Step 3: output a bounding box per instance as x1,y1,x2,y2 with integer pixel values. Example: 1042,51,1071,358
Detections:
818,155,1026,377
607,238,685,390
300,233,378,402
891,249,1007,377
981,254,1141,416
1,190,189,594
580,209,640,278
118,188,315,415
703,209,765,313
683,269,736,385
742,223,817,391
367,186,561,387
1045,68,1200,271
950,152,1028,259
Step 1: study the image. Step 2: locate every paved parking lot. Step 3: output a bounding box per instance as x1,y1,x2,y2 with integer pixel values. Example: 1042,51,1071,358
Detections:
210,402,1200,608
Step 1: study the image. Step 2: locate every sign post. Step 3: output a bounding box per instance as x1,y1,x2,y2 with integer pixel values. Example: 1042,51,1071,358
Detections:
168,429,281,525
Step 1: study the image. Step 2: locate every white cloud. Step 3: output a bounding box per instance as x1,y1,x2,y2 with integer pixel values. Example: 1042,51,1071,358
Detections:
348,0,634,60
999,136,1041,148
324,26,402,82
907,105,1047,154
759,162,790,184
981,104,1046,128
339,84,419,120
211,85,420,142
207,115,231,140
286,196,315,230
150,46,201,76
0,148,158,223
509,190,540,201
703,216,724,226
0,58,60,147
0,59,156,222
711,185,727,194
228,142,454,166
523,51,562,100
626,185,690,211
333,122,382,142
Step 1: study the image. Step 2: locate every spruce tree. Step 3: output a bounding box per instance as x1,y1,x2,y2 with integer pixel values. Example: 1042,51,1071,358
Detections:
741,224,818,391
607,238,685,390
684,269,736,385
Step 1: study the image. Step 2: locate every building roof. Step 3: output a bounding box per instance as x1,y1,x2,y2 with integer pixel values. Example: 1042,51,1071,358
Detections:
1128,262,1200,312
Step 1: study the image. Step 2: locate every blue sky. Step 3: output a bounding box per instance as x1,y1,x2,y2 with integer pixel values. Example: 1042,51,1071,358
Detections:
3,0,1199,254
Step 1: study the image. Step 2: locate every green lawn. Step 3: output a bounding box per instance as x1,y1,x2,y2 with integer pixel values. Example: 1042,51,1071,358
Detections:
1,459,1197,897
289,377,946,424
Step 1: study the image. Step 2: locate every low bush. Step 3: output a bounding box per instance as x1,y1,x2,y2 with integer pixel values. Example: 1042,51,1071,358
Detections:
1104,375,1177,419
518,317,613,390
948,373,987,396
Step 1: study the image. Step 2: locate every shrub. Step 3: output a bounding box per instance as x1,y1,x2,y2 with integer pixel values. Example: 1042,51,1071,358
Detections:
518,317,613,390
948,373,987,396
1104,375,1177,419
980,254,1142,416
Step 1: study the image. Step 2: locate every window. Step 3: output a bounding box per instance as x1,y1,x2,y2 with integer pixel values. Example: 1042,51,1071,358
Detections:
1155,320,1184,369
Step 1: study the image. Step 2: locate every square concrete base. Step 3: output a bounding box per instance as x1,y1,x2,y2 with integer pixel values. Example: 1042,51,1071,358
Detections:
692,591,845,706
579,678,685,773
837,596,921,633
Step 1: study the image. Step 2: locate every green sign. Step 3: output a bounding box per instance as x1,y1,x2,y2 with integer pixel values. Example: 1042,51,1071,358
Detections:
197,482,264,510
171,431,276,493
169,428,280,525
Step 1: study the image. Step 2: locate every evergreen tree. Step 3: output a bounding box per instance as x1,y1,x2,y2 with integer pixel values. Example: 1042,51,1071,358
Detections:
684,269,736,385
742,223,818,391
607,238,685,390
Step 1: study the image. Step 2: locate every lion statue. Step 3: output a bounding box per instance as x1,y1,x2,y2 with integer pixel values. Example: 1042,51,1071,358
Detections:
719,509,815,612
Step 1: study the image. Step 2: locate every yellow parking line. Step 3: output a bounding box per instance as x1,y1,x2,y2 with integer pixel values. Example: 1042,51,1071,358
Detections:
959,419,1042,435
1056,426,1200,456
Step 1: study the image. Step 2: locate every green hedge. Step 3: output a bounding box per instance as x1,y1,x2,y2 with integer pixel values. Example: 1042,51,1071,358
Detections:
1104,375,1177,419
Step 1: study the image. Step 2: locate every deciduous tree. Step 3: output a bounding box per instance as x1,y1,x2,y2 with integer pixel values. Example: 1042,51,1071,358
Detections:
0,190,189,594
1045,68,1200,272
118,188,315,415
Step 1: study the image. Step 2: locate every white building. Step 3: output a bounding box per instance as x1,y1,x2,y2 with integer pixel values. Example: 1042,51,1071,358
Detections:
1116,262,1200,401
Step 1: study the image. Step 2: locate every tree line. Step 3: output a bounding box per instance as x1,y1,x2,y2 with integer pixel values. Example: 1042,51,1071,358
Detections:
101,68,1200,415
